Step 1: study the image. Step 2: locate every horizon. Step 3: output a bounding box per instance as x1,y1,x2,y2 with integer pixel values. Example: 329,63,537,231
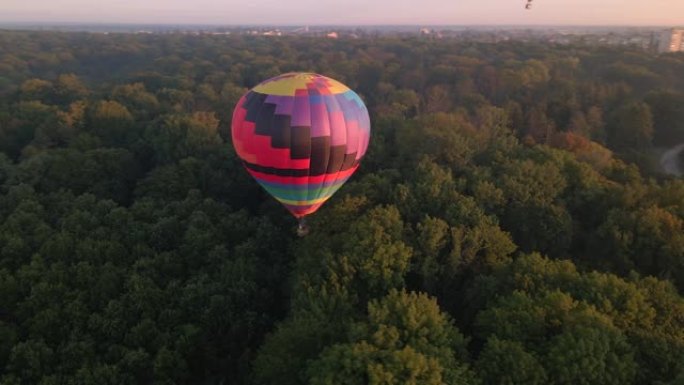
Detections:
3,0,684,27
0,21,681,30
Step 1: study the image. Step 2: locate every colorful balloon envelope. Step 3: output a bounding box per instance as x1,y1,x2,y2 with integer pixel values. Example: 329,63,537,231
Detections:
231,73,371,218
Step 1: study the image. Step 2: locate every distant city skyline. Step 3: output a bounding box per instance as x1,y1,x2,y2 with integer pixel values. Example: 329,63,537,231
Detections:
2,0,683,26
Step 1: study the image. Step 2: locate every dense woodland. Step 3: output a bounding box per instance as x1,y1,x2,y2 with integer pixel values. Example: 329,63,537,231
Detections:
0,30,684,385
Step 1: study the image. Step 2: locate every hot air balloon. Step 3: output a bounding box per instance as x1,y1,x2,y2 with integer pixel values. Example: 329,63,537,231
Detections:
231,73,371,235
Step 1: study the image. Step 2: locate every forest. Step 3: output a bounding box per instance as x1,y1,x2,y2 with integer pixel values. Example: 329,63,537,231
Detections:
0,30,683,385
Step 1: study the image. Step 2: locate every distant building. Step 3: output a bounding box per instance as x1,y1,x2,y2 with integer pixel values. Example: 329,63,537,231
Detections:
326,32,338,39
658,28,684,53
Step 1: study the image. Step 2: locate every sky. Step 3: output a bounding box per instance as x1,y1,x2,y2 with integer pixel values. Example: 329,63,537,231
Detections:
2,0,683,26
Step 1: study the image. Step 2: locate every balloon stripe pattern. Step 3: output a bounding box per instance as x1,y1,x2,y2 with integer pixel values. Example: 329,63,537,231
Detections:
231,73,371,218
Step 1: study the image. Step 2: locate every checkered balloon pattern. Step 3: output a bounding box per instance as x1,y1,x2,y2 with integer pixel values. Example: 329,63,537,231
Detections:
231,73,371,218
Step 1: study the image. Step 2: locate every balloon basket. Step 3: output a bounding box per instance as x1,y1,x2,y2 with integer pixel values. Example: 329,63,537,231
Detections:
296,217,310,237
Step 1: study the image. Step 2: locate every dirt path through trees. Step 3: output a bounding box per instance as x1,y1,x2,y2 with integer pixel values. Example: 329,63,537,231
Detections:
660,142,684,176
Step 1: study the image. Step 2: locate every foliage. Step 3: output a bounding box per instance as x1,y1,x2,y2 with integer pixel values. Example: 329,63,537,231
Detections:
0,31,683,385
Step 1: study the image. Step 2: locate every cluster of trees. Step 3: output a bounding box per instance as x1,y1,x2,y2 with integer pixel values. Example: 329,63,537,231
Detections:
0,30,683,384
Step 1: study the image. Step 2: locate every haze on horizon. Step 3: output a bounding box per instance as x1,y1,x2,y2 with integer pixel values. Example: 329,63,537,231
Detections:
2,0,683,26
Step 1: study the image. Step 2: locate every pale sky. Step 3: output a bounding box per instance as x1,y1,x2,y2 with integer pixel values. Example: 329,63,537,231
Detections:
2,0,683,26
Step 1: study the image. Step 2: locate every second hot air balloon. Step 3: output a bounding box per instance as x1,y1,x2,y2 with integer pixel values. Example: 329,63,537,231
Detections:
231,73,371,231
